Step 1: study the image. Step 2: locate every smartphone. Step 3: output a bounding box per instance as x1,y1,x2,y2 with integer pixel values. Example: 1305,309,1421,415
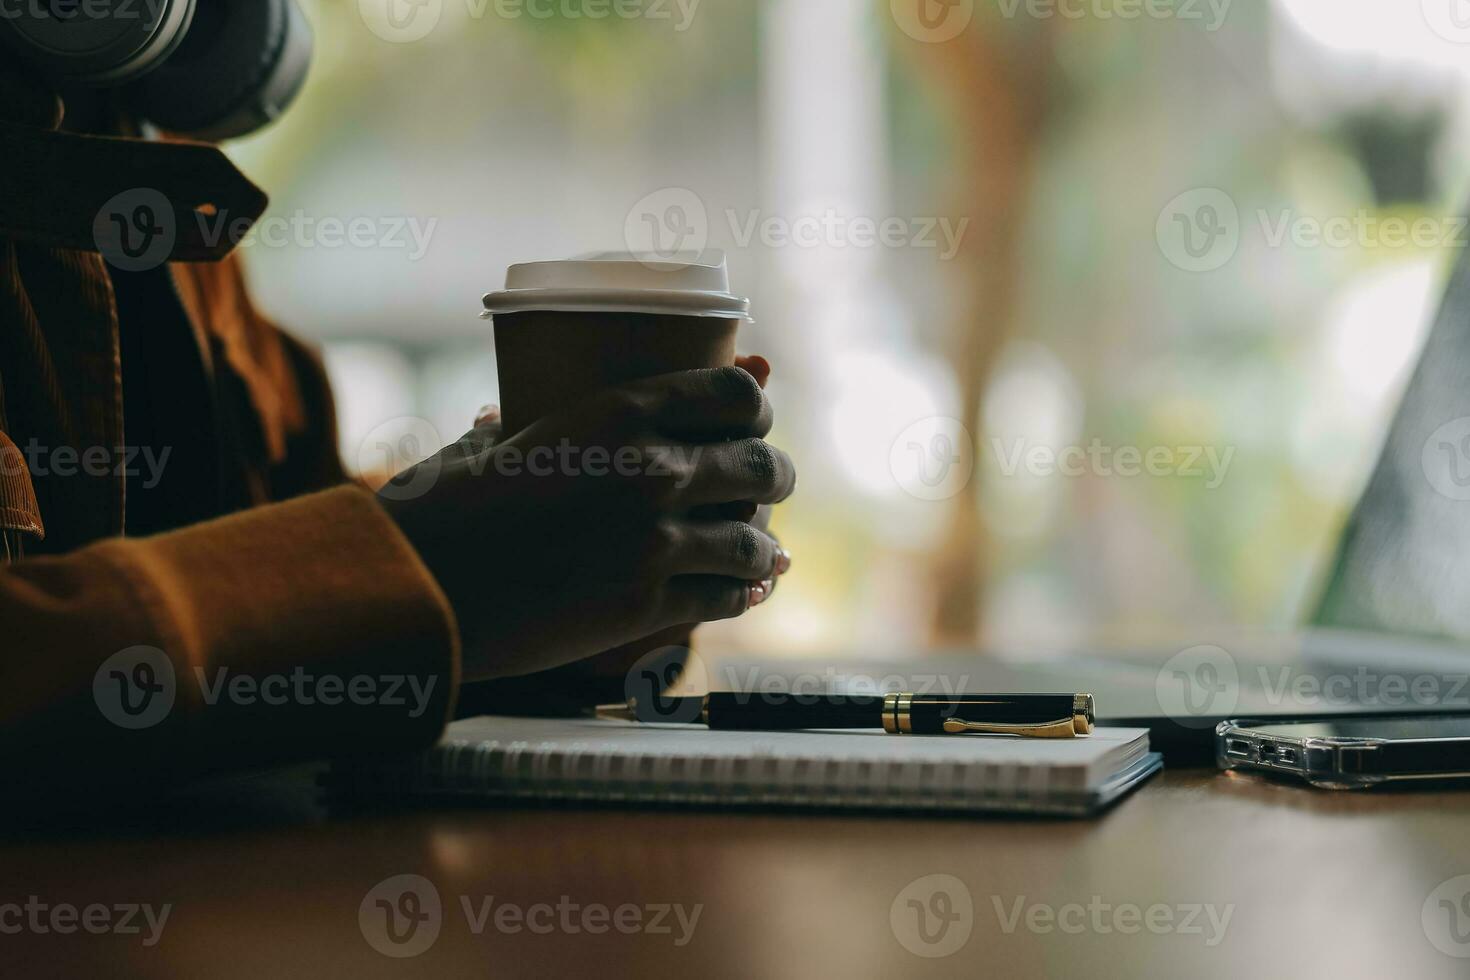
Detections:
1216,716,1470,789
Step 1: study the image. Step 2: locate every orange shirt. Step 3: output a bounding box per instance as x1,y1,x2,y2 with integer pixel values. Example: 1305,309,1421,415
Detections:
0,70,460,790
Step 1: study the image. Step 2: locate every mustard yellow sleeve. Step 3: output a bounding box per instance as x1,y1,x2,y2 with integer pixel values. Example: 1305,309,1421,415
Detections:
0,486,460,790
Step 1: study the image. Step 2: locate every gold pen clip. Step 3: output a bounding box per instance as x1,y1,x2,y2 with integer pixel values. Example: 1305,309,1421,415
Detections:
941,717,1080,738
942,696,1094,738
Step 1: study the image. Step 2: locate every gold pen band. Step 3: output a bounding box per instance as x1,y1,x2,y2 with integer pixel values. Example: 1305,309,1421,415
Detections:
1073,693,1094,735
881,693,914,734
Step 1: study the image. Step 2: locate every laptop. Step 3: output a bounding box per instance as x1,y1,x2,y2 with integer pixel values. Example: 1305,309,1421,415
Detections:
714,237,1470,765
704,629,1470,765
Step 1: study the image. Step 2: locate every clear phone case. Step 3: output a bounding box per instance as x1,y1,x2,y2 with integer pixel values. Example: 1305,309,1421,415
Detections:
1216,720,1397,790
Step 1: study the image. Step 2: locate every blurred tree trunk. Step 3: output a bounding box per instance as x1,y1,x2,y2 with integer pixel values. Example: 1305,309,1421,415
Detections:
891,7,1054,645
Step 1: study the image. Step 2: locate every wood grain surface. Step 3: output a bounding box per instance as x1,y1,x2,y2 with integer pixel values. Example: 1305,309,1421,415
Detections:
6,766,1470,978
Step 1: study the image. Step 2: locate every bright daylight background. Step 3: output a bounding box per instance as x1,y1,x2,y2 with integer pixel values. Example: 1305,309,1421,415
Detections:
227,0,1470,659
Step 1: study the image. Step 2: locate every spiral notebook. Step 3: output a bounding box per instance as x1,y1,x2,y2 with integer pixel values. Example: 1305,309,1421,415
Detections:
334,717,1162,817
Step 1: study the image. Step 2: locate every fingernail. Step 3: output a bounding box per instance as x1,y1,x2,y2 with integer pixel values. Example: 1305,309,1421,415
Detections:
760,577,776,599
748,582,768,608
775,548,792,575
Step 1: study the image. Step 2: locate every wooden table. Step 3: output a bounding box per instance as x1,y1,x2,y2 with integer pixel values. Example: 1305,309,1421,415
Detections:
6,766,1470,978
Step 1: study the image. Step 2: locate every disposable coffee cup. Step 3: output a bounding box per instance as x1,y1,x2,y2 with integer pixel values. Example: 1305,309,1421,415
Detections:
477,251,754,709
481,250,752,435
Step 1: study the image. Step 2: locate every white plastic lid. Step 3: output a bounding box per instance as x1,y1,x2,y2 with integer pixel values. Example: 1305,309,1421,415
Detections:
481,250,752,322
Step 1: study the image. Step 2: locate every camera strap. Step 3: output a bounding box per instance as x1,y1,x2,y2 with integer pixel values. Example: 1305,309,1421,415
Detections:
0,71,267,264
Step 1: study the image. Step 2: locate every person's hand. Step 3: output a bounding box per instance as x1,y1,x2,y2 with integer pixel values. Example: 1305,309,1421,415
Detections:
377,366,796,683
702,355,789,604
733,355,787,604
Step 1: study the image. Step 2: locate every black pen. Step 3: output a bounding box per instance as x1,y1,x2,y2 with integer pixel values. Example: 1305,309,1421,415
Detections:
597,692,1095,738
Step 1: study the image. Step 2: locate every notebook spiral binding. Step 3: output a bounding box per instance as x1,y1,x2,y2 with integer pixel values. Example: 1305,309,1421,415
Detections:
332,738,1096,815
